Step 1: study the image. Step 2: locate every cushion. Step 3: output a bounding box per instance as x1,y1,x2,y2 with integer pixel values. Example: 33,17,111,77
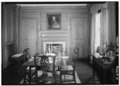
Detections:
12,53,23,58
61,65,73,71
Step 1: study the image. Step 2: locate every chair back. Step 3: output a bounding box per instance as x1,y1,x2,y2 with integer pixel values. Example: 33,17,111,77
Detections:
23,48,30,60
33,55,38,68
21,48,30,63
40,55,48,66
46,53,56,65
7,43,17,59
47,55,56,70
46,55,56,79
34,55,49,72
30,55,39,81
73,48,78,69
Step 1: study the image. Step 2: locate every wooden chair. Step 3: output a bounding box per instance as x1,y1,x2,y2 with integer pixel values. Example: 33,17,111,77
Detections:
34,54,57,84
23,49,36,84
60,50,77,84
46,54,56,83
24,54,56,84
35,55,49,84
7,43,23,65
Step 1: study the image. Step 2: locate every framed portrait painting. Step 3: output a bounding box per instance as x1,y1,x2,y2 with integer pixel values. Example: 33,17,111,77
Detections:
47,14,61,30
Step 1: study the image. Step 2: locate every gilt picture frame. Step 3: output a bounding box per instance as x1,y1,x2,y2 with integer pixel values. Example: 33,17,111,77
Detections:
47,14,61,30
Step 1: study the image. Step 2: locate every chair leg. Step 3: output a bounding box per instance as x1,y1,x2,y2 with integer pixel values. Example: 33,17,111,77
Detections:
74,72,76,84
54,71,57,84
23,75,26,84
23,68,27,84
60,72,61,84
29,67,32,84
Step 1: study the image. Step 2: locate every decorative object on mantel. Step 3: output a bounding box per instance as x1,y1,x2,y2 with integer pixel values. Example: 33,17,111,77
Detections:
47,13,61,30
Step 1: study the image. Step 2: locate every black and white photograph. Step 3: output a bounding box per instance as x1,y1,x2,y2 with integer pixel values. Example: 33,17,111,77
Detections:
2,1,119,85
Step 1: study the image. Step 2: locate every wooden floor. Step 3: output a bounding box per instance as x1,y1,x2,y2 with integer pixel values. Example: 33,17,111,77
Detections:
2,59,101,85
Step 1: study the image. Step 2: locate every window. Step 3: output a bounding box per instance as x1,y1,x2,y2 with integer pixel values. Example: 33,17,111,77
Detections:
94,12,101,52
90,4,109,58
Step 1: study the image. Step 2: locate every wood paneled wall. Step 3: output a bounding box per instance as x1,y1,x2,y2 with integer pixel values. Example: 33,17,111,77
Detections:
108,2,117,44
20,6,90,59
2,4,19,69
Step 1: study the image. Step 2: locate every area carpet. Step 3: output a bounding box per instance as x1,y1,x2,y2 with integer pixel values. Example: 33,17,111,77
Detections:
20,70,81,84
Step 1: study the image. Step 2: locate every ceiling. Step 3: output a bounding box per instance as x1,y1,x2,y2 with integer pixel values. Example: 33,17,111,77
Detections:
16,4,88,7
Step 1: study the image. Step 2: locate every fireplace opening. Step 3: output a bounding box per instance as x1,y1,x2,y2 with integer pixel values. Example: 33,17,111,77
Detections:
43,42,65,56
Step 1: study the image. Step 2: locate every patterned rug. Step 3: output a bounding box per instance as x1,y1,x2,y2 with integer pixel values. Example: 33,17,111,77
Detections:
20,70,81,84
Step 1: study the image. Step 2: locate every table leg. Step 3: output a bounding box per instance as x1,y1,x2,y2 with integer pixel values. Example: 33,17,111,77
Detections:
23,66,27,84
29,66,31,84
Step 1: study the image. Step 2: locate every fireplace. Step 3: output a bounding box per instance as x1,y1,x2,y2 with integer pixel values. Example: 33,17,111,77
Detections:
43,42,65,56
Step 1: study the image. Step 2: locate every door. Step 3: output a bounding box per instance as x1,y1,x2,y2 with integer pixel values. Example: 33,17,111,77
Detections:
21,18,37,56
71,18,87,58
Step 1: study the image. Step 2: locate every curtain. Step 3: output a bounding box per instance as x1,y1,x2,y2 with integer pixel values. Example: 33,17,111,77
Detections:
90,14,95,55
101,8,109,45
90,7,108,56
